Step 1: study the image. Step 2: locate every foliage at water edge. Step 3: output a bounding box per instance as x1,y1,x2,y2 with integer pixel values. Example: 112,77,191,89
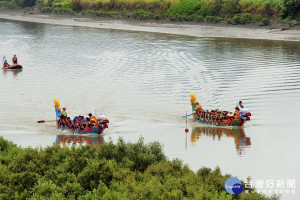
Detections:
1,0,300,23
0,136,280,199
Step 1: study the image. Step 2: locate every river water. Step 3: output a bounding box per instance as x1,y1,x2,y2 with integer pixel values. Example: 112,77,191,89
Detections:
0,19,299,199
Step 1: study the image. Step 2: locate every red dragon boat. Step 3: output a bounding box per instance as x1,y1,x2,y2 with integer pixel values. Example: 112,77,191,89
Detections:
54,99,109,135
188,93,251,127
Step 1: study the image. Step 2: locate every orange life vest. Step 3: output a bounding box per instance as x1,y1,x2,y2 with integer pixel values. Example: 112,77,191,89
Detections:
196,105,202,110
234,111,240,120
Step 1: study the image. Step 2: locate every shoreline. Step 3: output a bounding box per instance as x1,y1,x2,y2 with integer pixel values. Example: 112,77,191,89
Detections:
1,10,300,42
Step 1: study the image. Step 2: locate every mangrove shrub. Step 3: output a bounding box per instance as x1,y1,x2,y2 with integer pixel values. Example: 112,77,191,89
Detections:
0,136,275,199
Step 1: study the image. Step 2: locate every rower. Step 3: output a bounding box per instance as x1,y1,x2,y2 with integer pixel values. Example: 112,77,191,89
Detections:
196,102,202,113
88,113,95,122
12,54,18,65
234,107,240,120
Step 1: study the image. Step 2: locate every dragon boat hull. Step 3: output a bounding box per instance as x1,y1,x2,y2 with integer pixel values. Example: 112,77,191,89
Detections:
56,123,105,135
192,113,246,127
2,64,22,70
54,100,109,135
189,93,251,127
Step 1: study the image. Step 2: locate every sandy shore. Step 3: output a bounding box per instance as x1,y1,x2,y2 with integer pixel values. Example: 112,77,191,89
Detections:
1,10,300,42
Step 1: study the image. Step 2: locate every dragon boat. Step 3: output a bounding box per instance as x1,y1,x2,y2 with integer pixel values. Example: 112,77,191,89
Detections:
188,93,251,127
54,99,109,135
2,64,23,70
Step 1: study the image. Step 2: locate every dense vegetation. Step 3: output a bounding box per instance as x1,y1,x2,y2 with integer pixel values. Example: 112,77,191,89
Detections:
1,0,300,24
0,136,276,199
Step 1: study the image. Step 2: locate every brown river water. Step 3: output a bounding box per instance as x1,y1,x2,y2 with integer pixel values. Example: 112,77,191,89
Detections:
0,19,299,199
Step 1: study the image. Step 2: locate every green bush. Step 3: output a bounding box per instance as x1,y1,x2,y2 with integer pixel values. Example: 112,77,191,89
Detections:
239,0,283,18
0,136,275,199
165,0,223,22
54,7,74,13
194,5,215,17
232,14,241,24
70,0,82,11
84,10,116,17
167,0,203,17
13,0,36,8
261,17,271,25
131,9,154,20
253,14,263,21
221,0,241,18
206,15,221,23
240,13,254,23
281,0,300,19
41,6,54,13
0,1,11,7
2,0,300,22
195,15,205,22
231,13,257,24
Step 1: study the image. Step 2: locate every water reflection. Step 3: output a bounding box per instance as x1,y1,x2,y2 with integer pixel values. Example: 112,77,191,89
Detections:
191,127,251,155
15,20,46,38
2,69,22,77
56,134,104,147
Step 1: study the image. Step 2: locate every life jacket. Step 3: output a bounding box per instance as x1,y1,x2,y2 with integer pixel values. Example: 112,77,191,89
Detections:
61,111,67,116
217,113,223,120
204,112,208,119
61,111,67,119
197,109,203,117
67,120,72,127
73,121,78,128
12,57,17,61
220,113,224,120
90,116,96,123
196,105,202,110
211,112,217,119
80,122,87,130
234,111,240,120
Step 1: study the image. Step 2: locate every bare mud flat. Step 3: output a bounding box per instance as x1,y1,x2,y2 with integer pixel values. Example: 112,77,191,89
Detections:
0,10,300,42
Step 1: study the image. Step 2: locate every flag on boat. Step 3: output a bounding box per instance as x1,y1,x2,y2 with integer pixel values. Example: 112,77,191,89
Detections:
2,55,6,64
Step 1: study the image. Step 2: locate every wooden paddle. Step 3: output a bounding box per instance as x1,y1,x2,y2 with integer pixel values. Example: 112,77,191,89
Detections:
37,120,56,123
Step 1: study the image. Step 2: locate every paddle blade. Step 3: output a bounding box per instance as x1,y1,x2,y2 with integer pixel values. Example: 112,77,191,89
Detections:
38,120,45,123
181,113,192,118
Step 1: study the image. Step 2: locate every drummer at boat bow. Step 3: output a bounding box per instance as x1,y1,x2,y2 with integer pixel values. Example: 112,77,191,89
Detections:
61,107,67,119
12,55,18,65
